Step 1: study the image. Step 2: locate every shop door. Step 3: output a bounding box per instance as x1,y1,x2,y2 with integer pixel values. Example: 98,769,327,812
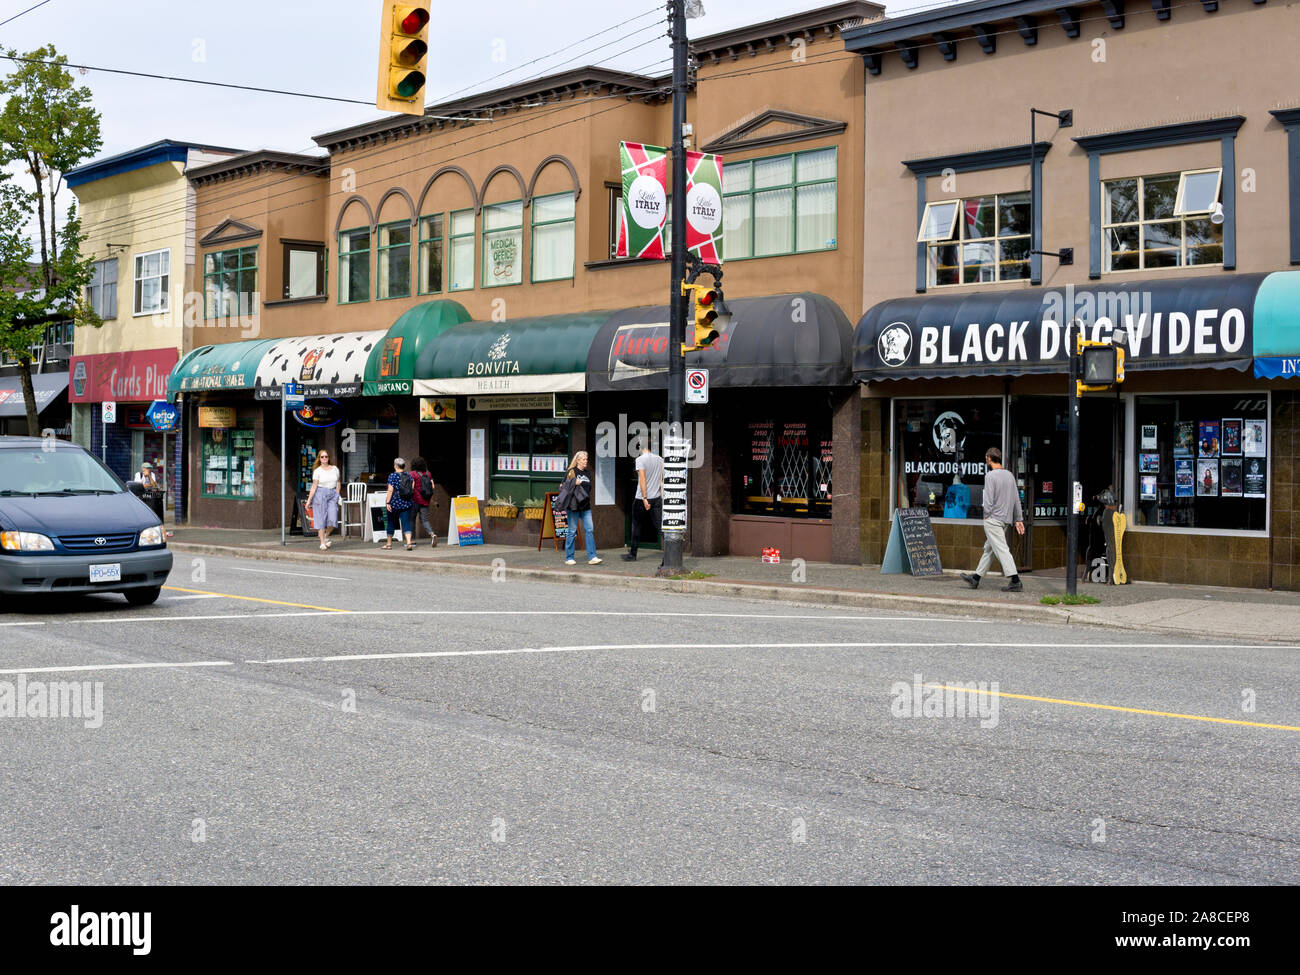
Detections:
419,422,465,497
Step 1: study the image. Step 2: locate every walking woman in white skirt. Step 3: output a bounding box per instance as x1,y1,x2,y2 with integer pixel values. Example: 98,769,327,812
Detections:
306,449,341,551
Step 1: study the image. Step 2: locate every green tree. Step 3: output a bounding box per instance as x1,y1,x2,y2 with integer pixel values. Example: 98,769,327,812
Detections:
0,46,102,435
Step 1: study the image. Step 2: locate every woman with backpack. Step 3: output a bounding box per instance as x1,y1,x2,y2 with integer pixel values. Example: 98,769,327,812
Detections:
554,450,600,566
383,456,415,551
410,457,437,547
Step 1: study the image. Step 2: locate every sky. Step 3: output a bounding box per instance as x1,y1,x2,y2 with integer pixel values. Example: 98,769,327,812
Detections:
0,0,936,164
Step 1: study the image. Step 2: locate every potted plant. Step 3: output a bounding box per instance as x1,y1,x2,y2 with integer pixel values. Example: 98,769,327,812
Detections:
484,495,518,519
521,497,545,520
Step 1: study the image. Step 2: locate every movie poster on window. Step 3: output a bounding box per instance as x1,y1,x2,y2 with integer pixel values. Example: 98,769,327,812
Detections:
1243,419,1266,457
1221,458,1243,497
617,142,668,260
685,150,724,264
1174,458,1194,497
1174,421,1195,457
1198,421,1220,457
1243,457,1266,497
1196,459,1219,496
1221,417,1243,456
1140,424,1158,450
1140,475,1157,501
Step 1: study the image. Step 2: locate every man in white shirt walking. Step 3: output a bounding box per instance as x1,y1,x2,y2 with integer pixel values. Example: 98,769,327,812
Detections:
961,447,1026,592
623,437,663,562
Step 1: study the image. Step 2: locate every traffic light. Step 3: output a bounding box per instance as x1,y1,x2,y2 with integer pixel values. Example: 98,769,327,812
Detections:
1076,335,1125,394
377,3,430,116
680,280,722,353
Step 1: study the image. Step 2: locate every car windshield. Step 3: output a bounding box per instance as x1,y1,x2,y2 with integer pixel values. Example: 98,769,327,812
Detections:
0,447,124,495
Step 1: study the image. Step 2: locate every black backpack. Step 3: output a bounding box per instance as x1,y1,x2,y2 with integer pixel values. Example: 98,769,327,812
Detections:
398,472,414,501
418,472,433,499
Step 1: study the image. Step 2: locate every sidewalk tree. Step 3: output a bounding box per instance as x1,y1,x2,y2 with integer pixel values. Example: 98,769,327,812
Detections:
0,45,102,435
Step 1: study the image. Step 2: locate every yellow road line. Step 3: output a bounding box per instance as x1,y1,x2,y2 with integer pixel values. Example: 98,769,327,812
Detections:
162,586,349,613
926,683,1300,732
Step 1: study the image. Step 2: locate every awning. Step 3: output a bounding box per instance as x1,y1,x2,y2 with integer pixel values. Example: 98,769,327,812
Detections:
1251,271,1300,378
252,330,386,399
363,299,472,396
0,372,69,417
168,337,279,397
586,292,853,392
854,273,1268,382
413,313,610,396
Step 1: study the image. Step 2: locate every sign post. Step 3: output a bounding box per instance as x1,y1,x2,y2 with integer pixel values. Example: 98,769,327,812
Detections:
281,382,304,546
101,401,116,463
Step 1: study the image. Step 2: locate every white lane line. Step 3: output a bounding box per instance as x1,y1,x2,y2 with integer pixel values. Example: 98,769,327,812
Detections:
0,660,234,675
166,594,223,601
28,611,1000,625
226,566,352,582
245,640,1295,665
0,621,46,627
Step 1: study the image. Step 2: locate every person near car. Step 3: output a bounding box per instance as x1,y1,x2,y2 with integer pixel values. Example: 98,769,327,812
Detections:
555,450,600,566
306,449,341,551
409,456,437,547
623,437,662,562
961,447,1025,592
384,456,415,551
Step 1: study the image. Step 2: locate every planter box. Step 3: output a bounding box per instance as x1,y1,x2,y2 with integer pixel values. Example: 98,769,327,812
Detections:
521,507,545,520
484,505,518,519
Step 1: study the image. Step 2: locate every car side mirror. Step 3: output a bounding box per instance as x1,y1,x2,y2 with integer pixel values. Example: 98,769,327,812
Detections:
126,480,146,498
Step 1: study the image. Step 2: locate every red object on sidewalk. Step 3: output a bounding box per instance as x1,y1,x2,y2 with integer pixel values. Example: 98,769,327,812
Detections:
761,547,781,564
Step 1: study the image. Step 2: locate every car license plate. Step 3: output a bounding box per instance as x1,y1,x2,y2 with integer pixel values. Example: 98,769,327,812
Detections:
89,563,121,584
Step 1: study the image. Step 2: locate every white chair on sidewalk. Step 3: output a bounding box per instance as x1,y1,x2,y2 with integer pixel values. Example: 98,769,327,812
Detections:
340,482,367,538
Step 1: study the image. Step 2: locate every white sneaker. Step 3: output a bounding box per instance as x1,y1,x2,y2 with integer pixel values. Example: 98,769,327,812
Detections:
565,559,577,565
588,557,602,565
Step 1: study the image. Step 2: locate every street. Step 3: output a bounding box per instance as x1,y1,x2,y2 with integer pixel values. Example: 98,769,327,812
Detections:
1,553,1296,885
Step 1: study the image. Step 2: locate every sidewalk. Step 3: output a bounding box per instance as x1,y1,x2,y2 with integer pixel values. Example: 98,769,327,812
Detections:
166,526,1300,644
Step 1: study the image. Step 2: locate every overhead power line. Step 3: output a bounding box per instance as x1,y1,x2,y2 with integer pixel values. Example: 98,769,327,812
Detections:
0,0,53,30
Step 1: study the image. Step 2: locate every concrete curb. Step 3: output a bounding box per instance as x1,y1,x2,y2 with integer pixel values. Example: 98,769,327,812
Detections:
171,541,1092,629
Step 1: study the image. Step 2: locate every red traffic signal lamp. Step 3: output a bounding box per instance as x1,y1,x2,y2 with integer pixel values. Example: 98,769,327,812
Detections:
680,281,722,353
377,3,431,116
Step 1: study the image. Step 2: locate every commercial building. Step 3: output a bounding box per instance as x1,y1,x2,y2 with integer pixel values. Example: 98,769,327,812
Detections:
169,2,878,560
66,139,242,516
844,0,1300,588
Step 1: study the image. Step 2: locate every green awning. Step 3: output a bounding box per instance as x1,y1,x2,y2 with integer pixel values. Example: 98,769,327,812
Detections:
167,337,280,397
413,312,611,396
1252,270,1300,377
362,299,472,395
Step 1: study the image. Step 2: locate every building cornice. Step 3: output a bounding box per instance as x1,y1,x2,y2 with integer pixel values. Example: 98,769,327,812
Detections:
691,1,884,63
1073,115,1246,154
187,150,329,186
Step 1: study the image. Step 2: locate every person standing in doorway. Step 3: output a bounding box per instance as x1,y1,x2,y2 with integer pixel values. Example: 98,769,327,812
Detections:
623,437,662,562
383,456,415,551
410,456,437,547
555,450,600,566
961,447,1025,592
306,449,341,551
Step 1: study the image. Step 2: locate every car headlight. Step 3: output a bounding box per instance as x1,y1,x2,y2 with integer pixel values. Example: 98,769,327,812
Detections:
138,525,165,547
0,531,55,552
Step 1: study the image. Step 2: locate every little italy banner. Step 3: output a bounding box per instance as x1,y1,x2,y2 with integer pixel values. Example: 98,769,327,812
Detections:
617,142,668,260
617,142,724,263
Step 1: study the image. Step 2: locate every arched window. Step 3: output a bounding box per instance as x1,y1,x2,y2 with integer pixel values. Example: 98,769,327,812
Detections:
376,190,414,300
416,166,478,293
336,197,374,304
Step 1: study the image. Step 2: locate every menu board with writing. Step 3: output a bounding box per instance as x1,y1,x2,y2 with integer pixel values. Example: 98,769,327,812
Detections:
881,507,943,577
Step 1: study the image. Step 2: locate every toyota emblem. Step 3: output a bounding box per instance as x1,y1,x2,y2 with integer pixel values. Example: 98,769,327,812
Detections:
94,536,107,546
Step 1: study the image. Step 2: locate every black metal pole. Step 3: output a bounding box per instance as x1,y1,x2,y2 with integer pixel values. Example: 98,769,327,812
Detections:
1066,321,1079,595
661,0,688,574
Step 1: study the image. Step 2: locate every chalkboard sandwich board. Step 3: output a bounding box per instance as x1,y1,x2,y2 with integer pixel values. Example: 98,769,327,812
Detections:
881,507,944,577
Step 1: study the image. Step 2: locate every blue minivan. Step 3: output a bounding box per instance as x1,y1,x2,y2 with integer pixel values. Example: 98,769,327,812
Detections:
0,437,173,605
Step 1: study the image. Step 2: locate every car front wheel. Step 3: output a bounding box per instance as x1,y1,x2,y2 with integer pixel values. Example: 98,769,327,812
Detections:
124,586,162,606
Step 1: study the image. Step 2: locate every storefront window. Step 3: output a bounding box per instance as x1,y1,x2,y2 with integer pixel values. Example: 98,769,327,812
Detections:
895,398,1003,519
1132,393,1267,531
491,416,569,503
735,417,833,518
201,421,255,499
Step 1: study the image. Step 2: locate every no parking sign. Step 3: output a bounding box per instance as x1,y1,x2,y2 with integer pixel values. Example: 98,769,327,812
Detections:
685,367,709,404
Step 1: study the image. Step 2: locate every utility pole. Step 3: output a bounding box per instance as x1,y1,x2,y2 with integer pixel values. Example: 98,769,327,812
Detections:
1065,320,1080,596
660,0,690,576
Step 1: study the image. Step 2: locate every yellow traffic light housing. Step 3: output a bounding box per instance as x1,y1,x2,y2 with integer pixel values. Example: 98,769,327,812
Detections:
680,281,722,353
1075,334,1125,395
377,3,431,116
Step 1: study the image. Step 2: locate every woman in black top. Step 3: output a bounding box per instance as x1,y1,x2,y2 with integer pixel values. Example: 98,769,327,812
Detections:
555,450,600,565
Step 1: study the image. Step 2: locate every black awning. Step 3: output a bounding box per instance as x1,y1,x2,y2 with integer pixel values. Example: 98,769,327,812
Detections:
586,292,853,392
854,273,1268,382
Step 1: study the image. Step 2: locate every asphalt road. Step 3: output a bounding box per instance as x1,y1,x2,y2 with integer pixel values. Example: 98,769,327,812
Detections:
1,552,1296,885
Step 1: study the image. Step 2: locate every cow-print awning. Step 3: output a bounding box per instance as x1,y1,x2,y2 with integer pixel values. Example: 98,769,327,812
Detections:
252,330,387,399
